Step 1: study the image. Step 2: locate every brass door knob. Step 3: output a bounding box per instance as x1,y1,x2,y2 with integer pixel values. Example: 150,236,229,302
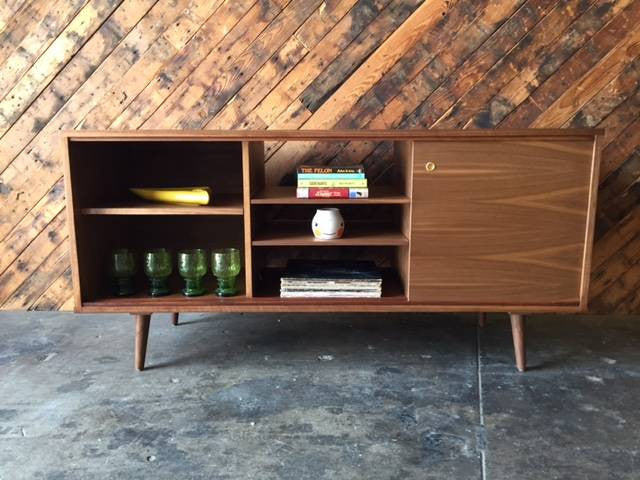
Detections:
425,161,436,172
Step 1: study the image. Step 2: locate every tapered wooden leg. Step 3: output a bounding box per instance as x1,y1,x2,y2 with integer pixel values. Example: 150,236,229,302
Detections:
134,314,151,371
478,313,487,328
171,312,179,326
509,313,526,372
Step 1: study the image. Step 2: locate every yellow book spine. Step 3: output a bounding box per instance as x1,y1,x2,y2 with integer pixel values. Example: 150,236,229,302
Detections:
297,179,367,187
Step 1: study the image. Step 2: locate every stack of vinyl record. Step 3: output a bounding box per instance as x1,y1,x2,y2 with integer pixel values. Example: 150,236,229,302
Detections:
280,259,382,298
296,165,368,199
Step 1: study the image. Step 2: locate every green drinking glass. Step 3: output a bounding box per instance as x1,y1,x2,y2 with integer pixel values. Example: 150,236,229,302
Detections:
110,248,136,296
178,249,207,296
211,248,241,297
143,248,172,297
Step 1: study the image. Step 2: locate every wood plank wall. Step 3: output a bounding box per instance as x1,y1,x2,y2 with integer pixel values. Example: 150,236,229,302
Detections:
0,0,638,312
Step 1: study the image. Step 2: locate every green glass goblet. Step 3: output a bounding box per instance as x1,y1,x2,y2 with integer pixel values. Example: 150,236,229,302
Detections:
178,249,207,296
211,248,241,297
110,248,137,296
144,248,172,297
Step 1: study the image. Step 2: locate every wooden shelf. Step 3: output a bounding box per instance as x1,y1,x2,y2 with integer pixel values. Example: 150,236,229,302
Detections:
252,225,408,246
85,276,247,310
251,186,409,204
81,195,243,215
84,292,249,310
81,269,408,310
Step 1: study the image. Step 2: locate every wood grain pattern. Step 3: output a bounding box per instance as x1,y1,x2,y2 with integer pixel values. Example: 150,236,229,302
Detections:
79,299,584,314
0,0,638,312
242,140,265,298
80,198,244,215
251,186,409,204
410,139,595,306
252,226,409,246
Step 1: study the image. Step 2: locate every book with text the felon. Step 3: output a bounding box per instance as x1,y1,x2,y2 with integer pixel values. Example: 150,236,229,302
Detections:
297,173,365,180
297,165,364,174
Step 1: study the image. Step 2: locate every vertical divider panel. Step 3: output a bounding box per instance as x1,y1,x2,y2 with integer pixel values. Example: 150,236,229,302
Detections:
62,135,83,310
242,141,266,297
393,140,414,299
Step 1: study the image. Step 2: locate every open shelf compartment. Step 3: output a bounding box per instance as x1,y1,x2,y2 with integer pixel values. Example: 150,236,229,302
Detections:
73,215,247,307
247,140,412,204
250,245,410,302
67,139,244,214
241,139,413,303
249,199,410,247
65,134,414,309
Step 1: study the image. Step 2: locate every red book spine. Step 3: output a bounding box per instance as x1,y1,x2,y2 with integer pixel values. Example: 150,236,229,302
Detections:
297,188,369,198
302,188,350,198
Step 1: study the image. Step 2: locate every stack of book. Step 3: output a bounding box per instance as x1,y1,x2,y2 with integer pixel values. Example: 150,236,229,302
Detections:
296,165,368,199
280,259,382,298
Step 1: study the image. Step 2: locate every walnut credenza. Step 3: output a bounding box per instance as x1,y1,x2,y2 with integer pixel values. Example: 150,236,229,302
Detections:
62,129,602,371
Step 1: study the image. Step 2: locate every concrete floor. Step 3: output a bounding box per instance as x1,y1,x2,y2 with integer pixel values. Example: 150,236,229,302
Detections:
0,312,638,480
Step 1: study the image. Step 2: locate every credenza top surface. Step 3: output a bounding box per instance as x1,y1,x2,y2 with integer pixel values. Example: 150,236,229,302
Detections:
63,128,603,142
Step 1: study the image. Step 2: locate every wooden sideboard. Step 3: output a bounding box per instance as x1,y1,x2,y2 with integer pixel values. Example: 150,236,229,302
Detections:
62,129,602,372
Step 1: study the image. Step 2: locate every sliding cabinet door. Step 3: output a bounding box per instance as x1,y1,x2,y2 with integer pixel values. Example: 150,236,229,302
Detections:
409,137,597,307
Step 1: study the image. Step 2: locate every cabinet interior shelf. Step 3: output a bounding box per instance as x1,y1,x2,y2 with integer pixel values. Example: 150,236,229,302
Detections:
84,276,247,308
84,293,249,309
81,195,243,215
252,226,408,246
251,186,410,204
82,270,407,309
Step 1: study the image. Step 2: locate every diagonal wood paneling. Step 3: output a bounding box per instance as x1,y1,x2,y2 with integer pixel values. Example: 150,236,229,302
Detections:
0,0,638,312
